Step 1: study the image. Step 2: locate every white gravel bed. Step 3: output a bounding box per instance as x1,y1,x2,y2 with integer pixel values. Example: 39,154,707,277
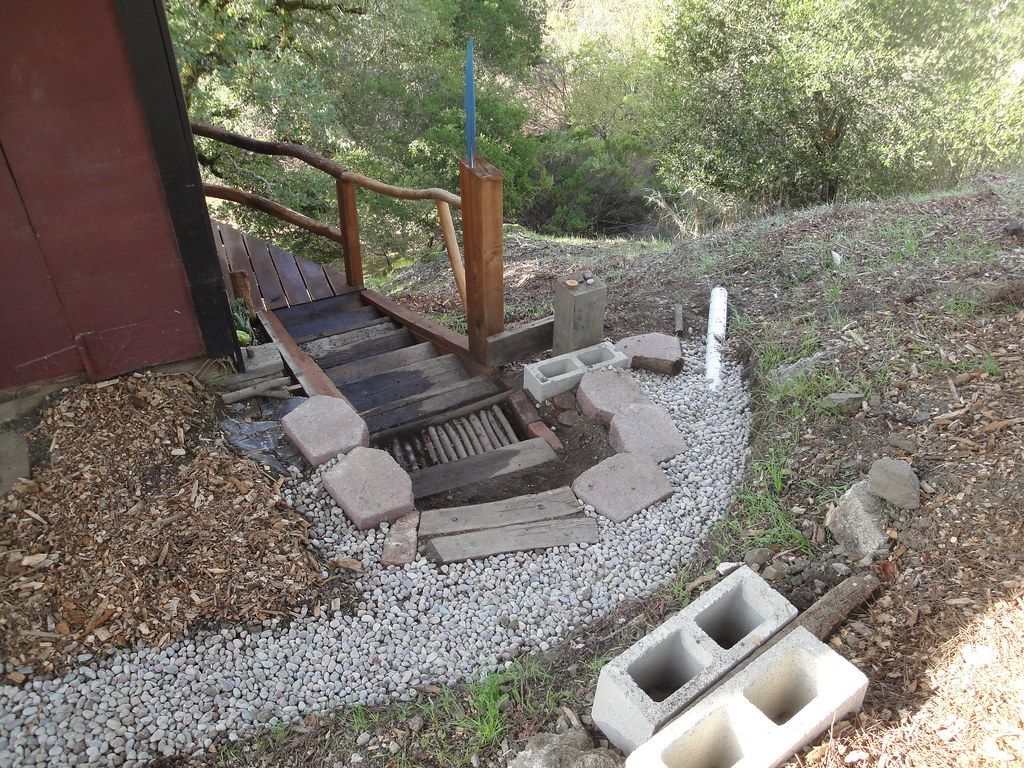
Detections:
0,340,750,767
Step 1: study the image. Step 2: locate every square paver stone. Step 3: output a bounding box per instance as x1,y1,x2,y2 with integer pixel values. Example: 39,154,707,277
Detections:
282,394,368,467
572,453,673,523
615,333,682,369
577,370,650,424
323,447,414,530
609,403,687,462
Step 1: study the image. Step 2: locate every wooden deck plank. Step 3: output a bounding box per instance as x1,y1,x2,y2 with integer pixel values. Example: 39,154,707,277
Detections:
218,223,263,310
427,517,599,563
419,487,580,538
295,255,336,300
340,354,468,412
259,311,345,398
326,342,439,387
272,292,366,326
362,376,501,433
411,438,558,499
241,231,289,309
290,306,385,345
211,221,233,298
325,263,352,294
315,329,416,370
268,243,312,306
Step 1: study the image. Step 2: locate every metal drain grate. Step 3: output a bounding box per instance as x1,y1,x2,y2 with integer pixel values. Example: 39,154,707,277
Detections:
386,404,519,471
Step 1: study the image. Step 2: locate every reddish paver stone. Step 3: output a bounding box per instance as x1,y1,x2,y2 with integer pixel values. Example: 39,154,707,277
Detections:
571,453,673,523
615,332,682,368
527,420,564,451
609,403,687,462
576,370,649,424
381,511,420,566
282,394,368,467
322,447,414,530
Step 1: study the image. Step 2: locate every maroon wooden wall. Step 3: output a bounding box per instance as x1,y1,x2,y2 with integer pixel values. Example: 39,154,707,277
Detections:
0,0,206,389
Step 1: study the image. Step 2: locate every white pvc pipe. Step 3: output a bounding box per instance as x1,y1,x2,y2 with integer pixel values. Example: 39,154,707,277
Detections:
705,286,728,391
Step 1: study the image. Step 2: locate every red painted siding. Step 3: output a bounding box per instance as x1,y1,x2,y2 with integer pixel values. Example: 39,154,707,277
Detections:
0,0,205,389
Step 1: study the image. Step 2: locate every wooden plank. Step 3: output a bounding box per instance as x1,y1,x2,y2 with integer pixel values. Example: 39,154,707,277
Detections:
362,376,501,433
340,354,469,412
370,390,511,445
427,517,598,563
259,310,345,398
360,288,475,366
268,243,312,306
460,157,505,364
419,487,579,537
486,316,554,367
218,223,263,310
327,341,439,386
273,292,366,326
211,220,233,298
315,329,416,370
324,264,353,295
411,437,557,499
294,254,336,300
241,231,288,309
290,306,387,345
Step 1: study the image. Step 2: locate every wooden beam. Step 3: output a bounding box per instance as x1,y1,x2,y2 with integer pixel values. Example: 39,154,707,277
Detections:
460,158,504,365
427,517,599,563
336,179,364,288
410,437,556,499
419,487,579,538
259,310,345,398
359,289,473,363
486,316,554,367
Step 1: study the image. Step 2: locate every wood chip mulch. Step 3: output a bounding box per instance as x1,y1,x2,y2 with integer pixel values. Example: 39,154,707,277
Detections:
0,372,321,679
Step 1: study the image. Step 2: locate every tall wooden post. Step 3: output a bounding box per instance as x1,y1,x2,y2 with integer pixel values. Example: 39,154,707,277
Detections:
336,178,364,288
460,157,504,365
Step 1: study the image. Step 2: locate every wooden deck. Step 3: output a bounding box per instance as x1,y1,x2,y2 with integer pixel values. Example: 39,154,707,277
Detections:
214,220,560,501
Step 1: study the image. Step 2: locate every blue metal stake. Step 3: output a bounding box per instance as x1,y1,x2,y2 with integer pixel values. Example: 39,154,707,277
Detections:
464,38,476,168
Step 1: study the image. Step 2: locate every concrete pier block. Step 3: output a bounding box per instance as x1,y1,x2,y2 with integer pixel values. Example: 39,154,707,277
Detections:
591,567,797,754
625,627,868,768
553,270,607,355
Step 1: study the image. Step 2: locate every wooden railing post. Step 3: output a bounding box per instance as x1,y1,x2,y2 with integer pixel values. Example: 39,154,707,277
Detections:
459,157,504,365
336,178,364,288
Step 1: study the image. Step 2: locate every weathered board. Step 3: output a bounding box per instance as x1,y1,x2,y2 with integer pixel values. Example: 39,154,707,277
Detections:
419,486,580,538
361,376,500,433
340,354,469,412
327,342,439,386
411,437,557,499
427,517,599,563
273,292,365,325
314,329,416,369
370,391,512,445
293,307,387,347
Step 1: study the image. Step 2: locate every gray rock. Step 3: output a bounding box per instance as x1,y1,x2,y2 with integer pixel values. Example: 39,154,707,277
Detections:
868,457,921,509
509,727,623,768
820,392,865,416
826,481,888,558
887,434,917,454
742,548,775,568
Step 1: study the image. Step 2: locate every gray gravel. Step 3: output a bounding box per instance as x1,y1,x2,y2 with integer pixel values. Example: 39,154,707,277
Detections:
0,339,749,766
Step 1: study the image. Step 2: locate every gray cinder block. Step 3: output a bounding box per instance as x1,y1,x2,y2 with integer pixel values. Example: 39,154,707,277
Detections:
591,566,797,754
625,627,868,768
522,342,628,402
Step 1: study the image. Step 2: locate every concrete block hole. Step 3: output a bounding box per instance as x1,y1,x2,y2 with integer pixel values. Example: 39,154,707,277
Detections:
742,648,820,725
694,581,766,649
659,706,753,768
627,632,710,703
537,357,581,380
576,345,616,367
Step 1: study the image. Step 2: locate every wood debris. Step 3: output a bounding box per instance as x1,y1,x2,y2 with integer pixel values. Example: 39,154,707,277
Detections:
0,372,320,676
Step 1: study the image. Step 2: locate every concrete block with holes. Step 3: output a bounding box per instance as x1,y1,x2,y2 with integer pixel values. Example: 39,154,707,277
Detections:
591,566,797,754
625,626,868,768
522,342,628,402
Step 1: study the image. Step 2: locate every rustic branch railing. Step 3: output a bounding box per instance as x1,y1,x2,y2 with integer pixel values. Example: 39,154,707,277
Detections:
192,120,510,366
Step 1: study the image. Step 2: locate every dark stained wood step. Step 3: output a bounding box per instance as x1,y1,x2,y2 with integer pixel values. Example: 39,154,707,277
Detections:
419,487,579,537
410,437,558,499
340,354,469,412
426,517,600,563
289,305,385,344
314,329,416,370
326,342,439,387
370,391,512,445
272,292,367,327
361,376,501,434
